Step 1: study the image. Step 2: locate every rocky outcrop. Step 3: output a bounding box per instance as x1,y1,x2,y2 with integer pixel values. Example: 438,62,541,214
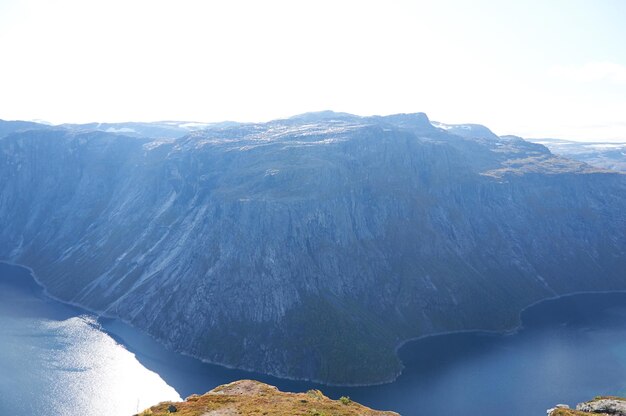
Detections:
1,112,625,384
577,397,626,415
548,397,626,416
136,380,398,416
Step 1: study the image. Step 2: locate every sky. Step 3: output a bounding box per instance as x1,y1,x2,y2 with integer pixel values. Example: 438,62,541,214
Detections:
0,0,625,141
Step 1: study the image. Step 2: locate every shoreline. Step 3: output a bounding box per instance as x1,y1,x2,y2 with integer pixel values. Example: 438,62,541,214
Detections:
0,260,389,388
393,288,626,357
3,259,626,389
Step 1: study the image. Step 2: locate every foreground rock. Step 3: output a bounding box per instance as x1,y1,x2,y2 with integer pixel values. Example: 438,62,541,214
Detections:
548,396,626,415
136,380,399,416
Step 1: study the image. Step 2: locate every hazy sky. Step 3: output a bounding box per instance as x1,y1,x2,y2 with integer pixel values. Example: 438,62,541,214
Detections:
1,0,625,140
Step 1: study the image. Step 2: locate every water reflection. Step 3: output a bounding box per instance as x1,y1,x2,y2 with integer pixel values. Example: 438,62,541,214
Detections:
0,263,180,416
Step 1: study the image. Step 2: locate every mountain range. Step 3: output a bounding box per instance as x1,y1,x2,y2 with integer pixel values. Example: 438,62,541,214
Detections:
528,138,626,172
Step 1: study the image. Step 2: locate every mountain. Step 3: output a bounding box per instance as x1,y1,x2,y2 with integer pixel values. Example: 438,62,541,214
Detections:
136,379,398,416
525,138,626,172
0,119,49,137
432,121,501,141
0,112,624,384
0,119,233,141
58,120,230,139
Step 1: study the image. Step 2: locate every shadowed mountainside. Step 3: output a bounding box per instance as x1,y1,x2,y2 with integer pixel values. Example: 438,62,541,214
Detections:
0,112,624,384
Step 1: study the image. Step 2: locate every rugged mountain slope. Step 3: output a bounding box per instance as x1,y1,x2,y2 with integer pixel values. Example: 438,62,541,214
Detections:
0,112,624,384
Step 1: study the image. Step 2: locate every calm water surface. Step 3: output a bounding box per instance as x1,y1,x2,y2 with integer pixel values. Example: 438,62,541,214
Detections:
0,263,180,415
2,262,626,416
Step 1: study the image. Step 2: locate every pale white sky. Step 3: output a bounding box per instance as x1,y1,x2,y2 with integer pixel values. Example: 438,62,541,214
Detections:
1,0,625,141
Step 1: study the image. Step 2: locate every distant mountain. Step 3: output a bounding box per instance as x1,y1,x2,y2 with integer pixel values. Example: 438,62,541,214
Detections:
0,119,235,141
527,138,626,172
0,119,49,138
432,121,501,141
58,120,232,139
287,110,363,123
0,112,624,385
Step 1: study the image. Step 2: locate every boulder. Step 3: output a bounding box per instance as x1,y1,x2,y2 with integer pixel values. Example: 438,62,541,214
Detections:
576,397,626,415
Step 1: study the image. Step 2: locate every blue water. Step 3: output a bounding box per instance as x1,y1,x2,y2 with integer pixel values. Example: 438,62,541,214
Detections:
2,262,626,416
0,263,180,415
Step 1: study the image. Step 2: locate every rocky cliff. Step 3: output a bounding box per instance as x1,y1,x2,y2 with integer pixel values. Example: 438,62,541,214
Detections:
1,112,625,384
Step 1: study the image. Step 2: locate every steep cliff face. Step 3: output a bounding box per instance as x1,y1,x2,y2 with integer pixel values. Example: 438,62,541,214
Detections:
1,113,625,384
